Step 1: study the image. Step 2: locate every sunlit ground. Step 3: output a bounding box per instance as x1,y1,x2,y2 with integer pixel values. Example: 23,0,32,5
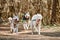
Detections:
0,23,60,40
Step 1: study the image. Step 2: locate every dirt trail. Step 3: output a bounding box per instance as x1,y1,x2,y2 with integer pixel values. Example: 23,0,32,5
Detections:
0,25,60,40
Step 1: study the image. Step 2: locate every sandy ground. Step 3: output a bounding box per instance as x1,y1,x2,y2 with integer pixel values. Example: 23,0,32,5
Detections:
0,24,60,40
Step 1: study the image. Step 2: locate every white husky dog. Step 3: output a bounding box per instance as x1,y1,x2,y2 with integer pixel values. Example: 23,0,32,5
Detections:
23,12,30,30
13,14,19,33
30,13,42,35
8,17,14,33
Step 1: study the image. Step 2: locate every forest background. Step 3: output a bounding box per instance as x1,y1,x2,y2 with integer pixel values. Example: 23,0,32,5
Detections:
0,0,60,26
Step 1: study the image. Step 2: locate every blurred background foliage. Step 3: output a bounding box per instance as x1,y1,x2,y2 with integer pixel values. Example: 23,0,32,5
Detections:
0,0,60,25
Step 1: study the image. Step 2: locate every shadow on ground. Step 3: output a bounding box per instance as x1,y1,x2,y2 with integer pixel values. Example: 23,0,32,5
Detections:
41,32,60,37
21,32,60,37
1,32,60,40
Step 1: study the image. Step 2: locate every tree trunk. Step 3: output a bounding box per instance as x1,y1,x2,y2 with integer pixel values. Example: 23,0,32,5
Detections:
50,0,58,25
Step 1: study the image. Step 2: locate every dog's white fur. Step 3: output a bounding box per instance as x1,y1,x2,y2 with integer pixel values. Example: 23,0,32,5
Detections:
30,14,42,35
23,12,30,30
